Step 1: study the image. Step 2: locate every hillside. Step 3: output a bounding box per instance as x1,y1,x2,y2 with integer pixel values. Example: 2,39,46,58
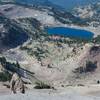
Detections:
0,1,100,99
0,14,29,51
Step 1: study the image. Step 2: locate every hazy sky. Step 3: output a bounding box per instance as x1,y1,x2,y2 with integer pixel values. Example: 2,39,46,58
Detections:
49,0,100,10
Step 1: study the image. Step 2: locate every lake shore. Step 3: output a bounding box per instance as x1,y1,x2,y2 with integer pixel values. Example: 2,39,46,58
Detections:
48,24,100,38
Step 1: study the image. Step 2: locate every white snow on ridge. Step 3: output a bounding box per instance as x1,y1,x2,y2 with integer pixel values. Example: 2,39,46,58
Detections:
0,4,60,26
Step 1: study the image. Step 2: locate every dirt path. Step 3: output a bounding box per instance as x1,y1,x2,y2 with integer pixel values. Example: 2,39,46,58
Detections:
1,84,100,100
0,89,100,100
0,83,11,96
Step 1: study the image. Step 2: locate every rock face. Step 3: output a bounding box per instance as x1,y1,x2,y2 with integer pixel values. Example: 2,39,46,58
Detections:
10,73,25,94
70,45,100,85
81,45,100,70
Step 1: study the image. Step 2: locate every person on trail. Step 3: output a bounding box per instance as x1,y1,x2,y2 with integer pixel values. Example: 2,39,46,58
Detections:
10,73,25,94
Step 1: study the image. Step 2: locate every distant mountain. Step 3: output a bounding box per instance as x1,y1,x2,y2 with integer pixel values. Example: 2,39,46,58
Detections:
0,0,64,11
0,0,100,10
15,0,49,5
0,0,15,3
49,0,100,10
0,0,57,7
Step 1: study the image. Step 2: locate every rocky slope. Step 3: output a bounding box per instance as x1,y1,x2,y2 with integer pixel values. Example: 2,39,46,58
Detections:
0,2,99,90
73,2,100,27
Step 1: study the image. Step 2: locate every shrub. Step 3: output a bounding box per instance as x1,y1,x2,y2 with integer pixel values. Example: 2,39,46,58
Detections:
34,81,51,89
0,57,21,73
92,35,100,44
0,71,12,82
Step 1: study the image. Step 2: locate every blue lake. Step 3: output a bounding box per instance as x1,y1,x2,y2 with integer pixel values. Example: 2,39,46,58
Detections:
46,27,94,40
